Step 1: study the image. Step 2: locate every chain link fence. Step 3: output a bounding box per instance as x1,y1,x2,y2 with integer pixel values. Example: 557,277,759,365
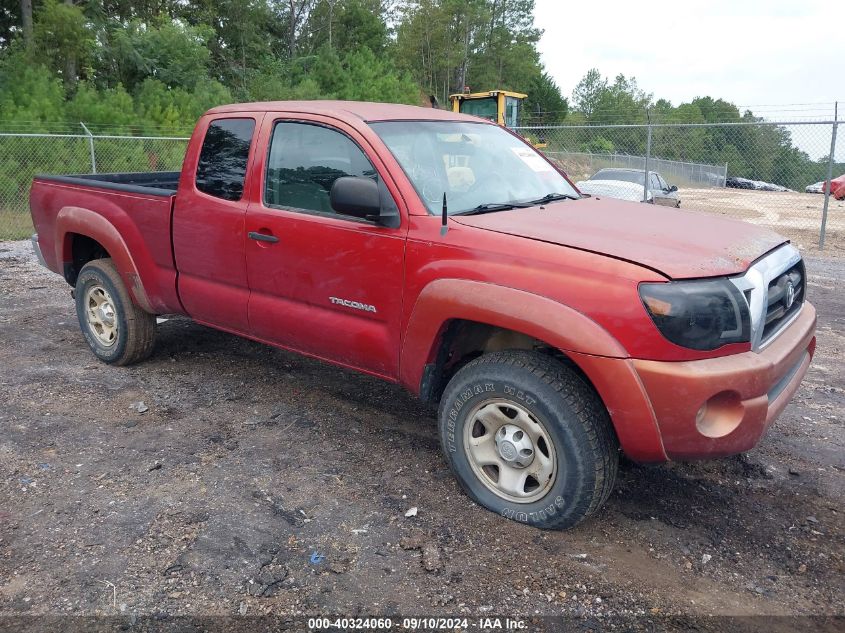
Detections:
543,151,727,188
0,131,189,240
516,120,844,252
1,120,843,252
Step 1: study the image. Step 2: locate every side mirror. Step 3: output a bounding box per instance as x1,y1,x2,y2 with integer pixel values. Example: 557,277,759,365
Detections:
330,176,381,219
330,176,400,228
668,184,678,193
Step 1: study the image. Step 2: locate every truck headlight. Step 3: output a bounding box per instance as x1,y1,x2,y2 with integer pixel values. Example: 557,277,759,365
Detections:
639,279,750,351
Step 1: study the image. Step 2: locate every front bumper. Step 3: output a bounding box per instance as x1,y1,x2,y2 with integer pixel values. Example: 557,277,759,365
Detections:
31,233,48,268
632,302,816,459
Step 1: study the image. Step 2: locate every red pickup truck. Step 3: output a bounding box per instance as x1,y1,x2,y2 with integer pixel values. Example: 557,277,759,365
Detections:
29,101,816,529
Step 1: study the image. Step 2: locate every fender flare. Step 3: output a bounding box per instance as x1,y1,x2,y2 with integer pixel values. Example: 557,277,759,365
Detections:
55,206,155,313
400,278,667,462
400,279,628,389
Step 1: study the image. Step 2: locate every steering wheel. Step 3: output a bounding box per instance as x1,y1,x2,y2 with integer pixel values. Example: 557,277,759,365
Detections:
410,164,443,205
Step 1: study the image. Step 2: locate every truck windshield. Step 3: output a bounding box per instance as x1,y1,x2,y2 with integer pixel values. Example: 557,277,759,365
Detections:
370,121,578,215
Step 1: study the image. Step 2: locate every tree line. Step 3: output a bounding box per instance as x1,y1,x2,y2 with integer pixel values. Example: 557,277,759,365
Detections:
0,0,567,134
564,71,842,190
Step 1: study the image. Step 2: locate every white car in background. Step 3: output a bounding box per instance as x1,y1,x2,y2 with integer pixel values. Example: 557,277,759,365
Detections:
576,179,654,204
579,168,681,207
805,181,825,194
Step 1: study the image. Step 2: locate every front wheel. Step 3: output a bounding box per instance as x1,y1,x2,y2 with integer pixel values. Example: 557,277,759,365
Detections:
75,258,156,366
438,350,618,529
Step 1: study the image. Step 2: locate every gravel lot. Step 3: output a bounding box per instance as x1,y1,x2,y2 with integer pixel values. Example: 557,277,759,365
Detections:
0,240,843,626
681,188,845,258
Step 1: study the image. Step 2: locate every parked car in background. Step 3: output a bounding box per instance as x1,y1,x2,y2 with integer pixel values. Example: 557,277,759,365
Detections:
587,168,680,207
726,177,791,192
806,177,845,198
576,179,653,203
828,174,845,200
726,176,755,190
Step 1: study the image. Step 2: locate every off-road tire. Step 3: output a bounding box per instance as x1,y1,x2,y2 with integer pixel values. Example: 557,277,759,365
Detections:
74,258,156,366
438,350,618,529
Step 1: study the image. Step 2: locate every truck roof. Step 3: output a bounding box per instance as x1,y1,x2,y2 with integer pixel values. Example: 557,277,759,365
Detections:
205,100,484,123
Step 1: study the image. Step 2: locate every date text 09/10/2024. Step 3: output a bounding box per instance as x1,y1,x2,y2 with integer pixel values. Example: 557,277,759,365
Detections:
307,617,528,630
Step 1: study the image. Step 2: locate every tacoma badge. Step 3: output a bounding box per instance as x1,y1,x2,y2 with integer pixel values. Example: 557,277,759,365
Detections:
329,297,377,313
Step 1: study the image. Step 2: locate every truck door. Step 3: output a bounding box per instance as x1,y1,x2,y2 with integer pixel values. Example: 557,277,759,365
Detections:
244,117,407,379
173,115,260,332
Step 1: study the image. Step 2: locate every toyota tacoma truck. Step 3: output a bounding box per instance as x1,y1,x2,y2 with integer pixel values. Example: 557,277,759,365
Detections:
29,101,816,529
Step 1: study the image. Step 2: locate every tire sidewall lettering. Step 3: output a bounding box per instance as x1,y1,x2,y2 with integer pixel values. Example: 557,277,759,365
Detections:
500,495,567,524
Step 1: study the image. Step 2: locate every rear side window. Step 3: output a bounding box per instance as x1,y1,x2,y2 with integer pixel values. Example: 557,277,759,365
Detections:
650,173,661,189
264,121,376,214
195,118,255,201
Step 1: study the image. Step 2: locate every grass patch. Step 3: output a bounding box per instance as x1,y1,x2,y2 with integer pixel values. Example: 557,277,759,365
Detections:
0,213,34,240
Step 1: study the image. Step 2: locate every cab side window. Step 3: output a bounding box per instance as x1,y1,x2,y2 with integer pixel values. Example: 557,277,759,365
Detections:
195,118,255,201
264,122,376,214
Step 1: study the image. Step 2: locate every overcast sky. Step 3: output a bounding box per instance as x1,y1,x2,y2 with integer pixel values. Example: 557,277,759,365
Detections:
534,0,843,159
535,0,842,119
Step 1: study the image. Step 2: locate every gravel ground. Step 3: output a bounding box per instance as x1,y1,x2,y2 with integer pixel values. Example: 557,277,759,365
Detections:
680,188,845,258
0,240,843,627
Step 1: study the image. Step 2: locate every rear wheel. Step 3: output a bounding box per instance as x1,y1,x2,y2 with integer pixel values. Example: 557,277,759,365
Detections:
438,350,618,529
74,258,156,365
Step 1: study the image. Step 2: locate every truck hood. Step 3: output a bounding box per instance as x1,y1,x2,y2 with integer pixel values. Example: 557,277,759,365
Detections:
450,197,787,279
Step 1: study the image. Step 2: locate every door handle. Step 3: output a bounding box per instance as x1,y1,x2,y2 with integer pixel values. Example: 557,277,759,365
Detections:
248,231,279,244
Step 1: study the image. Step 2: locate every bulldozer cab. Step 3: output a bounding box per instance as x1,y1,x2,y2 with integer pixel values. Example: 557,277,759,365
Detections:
449,90,527,128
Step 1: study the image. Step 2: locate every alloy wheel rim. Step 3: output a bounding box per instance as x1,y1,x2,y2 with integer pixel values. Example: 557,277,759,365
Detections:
84,284,118,347
463,398,557,503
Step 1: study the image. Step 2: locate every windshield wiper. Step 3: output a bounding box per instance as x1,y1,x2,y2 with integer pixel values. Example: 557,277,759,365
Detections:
528,192,580,204
454,201,534,216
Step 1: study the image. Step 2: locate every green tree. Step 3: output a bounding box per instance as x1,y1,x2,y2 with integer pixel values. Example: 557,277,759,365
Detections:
32,0,94,89
307,0,388,55
524,71,567,124
107,18,214,92
0,50,65,127
571,68,606,117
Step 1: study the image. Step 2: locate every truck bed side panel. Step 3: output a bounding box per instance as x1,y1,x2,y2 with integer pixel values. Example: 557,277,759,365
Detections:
30,179,183,314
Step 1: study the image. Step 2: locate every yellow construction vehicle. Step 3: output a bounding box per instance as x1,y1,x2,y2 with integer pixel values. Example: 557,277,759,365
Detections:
448,89,546,148
449,89,527,128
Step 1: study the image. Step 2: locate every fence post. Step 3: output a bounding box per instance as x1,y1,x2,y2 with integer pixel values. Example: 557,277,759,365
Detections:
723,163,728,188
820,102,838,250
80,122,96,174
643,112,652,202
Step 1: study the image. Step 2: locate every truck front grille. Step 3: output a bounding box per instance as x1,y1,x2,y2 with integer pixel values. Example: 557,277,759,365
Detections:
729,243,804,351
761,262,805,344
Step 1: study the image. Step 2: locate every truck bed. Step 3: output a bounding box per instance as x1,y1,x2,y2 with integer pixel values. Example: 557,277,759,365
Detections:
35,171,180,197
29,170,183,314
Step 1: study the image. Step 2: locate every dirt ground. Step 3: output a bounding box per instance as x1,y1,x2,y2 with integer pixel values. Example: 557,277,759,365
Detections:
0,240,843,628
681,188,845,258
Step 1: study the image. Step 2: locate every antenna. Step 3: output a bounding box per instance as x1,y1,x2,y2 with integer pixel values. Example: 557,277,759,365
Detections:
440,193,448,236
